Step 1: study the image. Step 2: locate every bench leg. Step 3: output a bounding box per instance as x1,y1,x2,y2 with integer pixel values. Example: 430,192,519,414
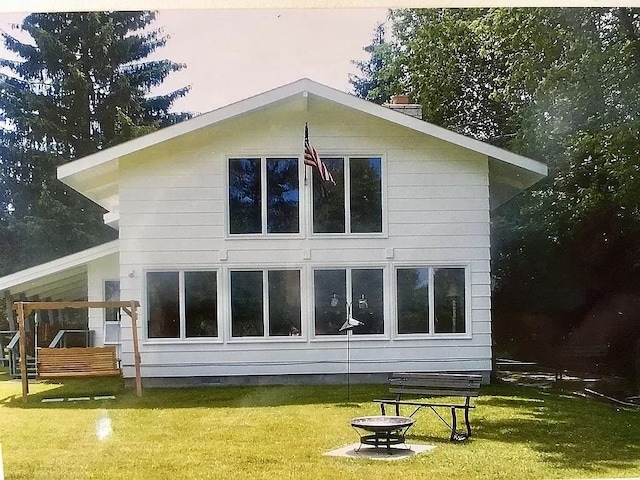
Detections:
380,403,386,415
449,408,472,442
464,407,472,439
450,408,457,441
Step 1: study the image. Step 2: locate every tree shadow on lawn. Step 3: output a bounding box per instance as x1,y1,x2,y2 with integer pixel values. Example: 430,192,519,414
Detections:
2,376,388,410
474,389,640,474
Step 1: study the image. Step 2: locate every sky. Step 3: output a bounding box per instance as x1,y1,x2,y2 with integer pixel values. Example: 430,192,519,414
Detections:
0,8,389,115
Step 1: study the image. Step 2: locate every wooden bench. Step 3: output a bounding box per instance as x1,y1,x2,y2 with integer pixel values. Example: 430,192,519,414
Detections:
37,347,121,379
373,372,482,441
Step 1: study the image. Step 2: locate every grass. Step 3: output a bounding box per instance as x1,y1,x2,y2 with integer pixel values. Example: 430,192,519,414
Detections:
1,371,640,479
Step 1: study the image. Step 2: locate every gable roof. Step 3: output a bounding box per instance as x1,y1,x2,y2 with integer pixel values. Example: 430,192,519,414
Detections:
58,78,547,221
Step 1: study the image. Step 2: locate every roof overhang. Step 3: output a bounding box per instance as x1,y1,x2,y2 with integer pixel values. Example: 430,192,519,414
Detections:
0,240,119,302
58,78,547,216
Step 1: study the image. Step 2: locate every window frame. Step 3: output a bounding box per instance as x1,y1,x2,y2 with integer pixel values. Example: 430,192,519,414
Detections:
393,265,471,339
227,156,303,237
228,267,304,341
144,269,221,342
311,266,388,340
103,279,121,345
310,155,386,237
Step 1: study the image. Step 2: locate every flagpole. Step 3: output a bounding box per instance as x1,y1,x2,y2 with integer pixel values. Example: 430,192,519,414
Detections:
303,123,308,185
338,302,364,403
347,326,351,402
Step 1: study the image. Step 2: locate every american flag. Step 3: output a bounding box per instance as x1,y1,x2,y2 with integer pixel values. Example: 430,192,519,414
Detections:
304,123,335,185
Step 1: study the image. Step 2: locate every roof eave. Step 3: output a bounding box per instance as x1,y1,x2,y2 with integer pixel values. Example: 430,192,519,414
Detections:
0,240,119,294
57,78,547,211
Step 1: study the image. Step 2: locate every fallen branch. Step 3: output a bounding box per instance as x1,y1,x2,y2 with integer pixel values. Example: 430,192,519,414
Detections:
584,388,640,409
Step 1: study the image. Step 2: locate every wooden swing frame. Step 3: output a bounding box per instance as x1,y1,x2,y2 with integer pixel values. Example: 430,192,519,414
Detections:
14,300,143,403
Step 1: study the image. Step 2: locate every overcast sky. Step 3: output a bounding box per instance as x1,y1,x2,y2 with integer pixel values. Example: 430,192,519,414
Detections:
0,8,389,115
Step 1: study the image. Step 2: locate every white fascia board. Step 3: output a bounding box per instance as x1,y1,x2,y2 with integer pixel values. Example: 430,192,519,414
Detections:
103,211,120,230
306,81,548,177
57,78,547,185
57,79,312,182
0,240,119,292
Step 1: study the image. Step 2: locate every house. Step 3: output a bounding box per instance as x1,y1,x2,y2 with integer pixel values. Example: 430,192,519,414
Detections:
0,79,547,385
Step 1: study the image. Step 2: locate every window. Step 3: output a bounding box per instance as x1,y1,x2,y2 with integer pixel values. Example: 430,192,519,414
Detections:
104,280,120,344
185,272,218,337
396,267,466,335
313,157,382,234
313,268,384,336
147,271,218,339
230,270,301,338
434,268,466,334
104,280,120,321
228,157,299,234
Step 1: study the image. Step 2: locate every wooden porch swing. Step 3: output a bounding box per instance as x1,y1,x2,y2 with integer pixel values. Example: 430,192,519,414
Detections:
14,301,143,403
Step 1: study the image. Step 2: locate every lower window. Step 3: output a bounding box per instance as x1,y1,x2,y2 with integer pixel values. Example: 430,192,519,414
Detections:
396,267,466,335
230,269,301,338
147,271,218,339
313,268,384,336
104,280,121,343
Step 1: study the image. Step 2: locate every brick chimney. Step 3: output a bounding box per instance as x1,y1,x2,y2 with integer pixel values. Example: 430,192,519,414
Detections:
385,94,422,120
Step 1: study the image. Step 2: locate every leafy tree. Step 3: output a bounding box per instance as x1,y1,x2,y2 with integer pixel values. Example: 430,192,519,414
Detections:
0,12,191,275
353,8,640,375
495,8,640,304
351,9,552,145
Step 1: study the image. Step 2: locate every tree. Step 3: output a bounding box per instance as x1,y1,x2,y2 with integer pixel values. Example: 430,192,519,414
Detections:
0,12,191,275
349,21,401,105
353,8,640,377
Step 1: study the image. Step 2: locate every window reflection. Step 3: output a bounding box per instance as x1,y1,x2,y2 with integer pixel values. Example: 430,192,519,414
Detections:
230,270,302,337
434,268,466,333
147,272,179,338
267,158,299,233
351,269,384,335
229,158,261,234
313,158,345,233
231,271,264,337
350,158,382,233
229,157,300,235
268,270,301,336
314,270,347,335
397,268,430,334
396,267,466,335
312,157,382,234
314,269,384,335
185,271,217,337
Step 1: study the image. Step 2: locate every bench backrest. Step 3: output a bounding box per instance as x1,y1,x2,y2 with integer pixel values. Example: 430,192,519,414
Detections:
389,372,482,398
38,347,120,376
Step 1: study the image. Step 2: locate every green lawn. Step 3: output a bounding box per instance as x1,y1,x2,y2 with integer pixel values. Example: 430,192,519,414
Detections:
1,371,639,480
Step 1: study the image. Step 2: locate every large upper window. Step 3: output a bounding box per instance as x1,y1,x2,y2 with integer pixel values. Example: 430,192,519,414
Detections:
147,271,218,339
313,157,382,234
313,268,384,336
230,269,301,338
396,267,466,335
228,157,299,234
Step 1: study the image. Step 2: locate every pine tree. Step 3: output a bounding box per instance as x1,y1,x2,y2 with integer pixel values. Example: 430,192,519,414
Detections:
0,12,191,274
349,22,401,105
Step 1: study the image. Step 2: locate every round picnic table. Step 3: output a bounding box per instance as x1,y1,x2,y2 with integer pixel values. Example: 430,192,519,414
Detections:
350,416,415,454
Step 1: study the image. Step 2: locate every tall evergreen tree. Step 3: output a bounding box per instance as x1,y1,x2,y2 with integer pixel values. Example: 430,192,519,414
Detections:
349,22,401,105
353,8,640,376
0,12,191,275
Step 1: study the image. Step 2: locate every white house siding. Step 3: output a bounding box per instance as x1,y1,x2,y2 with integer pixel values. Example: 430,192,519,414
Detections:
116,97,492,380
87,253,119,346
